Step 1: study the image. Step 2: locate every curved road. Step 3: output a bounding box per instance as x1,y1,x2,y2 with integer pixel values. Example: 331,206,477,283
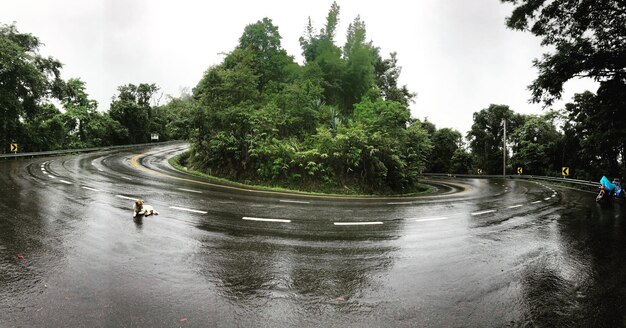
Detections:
1,143,625,327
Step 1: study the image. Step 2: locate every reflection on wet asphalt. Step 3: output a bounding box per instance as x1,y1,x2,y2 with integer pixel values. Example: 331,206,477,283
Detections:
1,143,625,327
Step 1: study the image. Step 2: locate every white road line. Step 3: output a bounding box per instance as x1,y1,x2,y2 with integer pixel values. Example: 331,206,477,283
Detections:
279,199,310,204
387,202,413,205
59,180,72,185
116,195,137,201
551,195,556,198
507,205,523,209
471,210,496,216
169,206,208,214
122,176,133,180
243,217,291,223
177,188,202,194
47,175,55,179
544,197,551,200
532,200,542,204
82,186,101,192
414,217,449,222
334,221,384,226
98,169,104,172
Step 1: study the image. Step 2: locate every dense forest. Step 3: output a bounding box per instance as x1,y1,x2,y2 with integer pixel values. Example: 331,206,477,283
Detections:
1,0,624,193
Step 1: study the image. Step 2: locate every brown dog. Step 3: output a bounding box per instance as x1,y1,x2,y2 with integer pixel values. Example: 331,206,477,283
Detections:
133,199,159,218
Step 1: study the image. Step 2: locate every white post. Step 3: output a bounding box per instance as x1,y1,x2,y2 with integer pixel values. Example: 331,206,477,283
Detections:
503,119,506,177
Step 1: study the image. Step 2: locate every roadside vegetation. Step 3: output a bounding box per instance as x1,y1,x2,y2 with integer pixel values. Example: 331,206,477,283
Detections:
1,0,623,193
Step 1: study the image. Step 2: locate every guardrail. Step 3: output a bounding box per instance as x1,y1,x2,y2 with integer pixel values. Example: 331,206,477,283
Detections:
421,172,600,188
0,140,185,159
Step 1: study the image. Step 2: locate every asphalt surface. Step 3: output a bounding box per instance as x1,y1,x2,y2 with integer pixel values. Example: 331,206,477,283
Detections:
1,143,625,327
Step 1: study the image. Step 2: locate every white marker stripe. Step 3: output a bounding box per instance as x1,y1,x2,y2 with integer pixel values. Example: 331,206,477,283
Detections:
471,210,496,216
116,195,137,201
122,176,133,180
279,199,310,204
532,200,542,204
59,180,72,185
551,195,556,198
544,197,551,200
82,186,101,192
507,205,523,209
169,206,207,214
98,169,104,172
242,217,291,223
414,217,449,222
387,202,413,205
47,175,55,179
334,221,384,226
177,188,202,194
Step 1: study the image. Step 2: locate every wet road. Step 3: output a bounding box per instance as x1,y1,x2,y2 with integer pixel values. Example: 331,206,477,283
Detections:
1,143,625,327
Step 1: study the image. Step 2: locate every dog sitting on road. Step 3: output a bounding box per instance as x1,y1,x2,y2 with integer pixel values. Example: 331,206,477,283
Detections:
133,199,159,218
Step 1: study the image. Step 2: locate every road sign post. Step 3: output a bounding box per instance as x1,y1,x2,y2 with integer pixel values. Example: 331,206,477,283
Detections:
10,143,18,153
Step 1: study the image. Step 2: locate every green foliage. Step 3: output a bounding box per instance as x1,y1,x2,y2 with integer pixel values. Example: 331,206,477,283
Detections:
427,127,463,173
187,4,427,194
503,0,626,106
109,83,160,144
509,114,561,175
466,104,524,174
0,23,64,152
503,0,626,178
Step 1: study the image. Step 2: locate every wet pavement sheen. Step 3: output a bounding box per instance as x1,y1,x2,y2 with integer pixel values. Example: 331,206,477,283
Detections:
1,144,625,327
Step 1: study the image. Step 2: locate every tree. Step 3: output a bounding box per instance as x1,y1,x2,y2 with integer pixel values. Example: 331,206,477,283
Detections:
564,88,626,178
427,128,463,173
0,23,64,152
509,114,561,175
237,18,294,94
61,78,99,147
373,51,416,107
109,83,159,144
467,104,524,174
502,0,626,106
503,0,626,177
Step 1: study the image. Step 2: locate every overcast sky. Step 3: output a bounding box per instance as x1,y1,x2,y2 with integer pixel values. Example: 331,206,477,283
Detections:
3,0,596,134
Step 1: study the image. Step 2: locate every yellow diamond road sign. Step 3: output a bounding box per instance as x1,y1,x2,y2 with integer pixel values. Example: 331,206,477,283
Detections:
562,167,569,176
10,143,18,153
517,167,523,174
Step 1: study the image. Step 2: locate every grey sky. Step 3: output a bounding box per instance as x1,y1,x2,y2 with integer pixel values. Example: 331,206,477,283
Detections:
3,0,596,134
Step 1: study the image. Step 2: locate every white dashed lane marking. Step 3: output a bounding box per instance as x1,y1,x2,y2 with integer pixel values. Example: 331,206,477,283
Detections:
59,180,72,185
116,195,137,201
532,200,542,204
177,188,202,194
471,209,496,216
413,217,449,222
169,206,208,214
544,197,551,201
82,186,101,192
243,217,291,223
334,221,384,226
279,199,310,204
507,204,523,209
